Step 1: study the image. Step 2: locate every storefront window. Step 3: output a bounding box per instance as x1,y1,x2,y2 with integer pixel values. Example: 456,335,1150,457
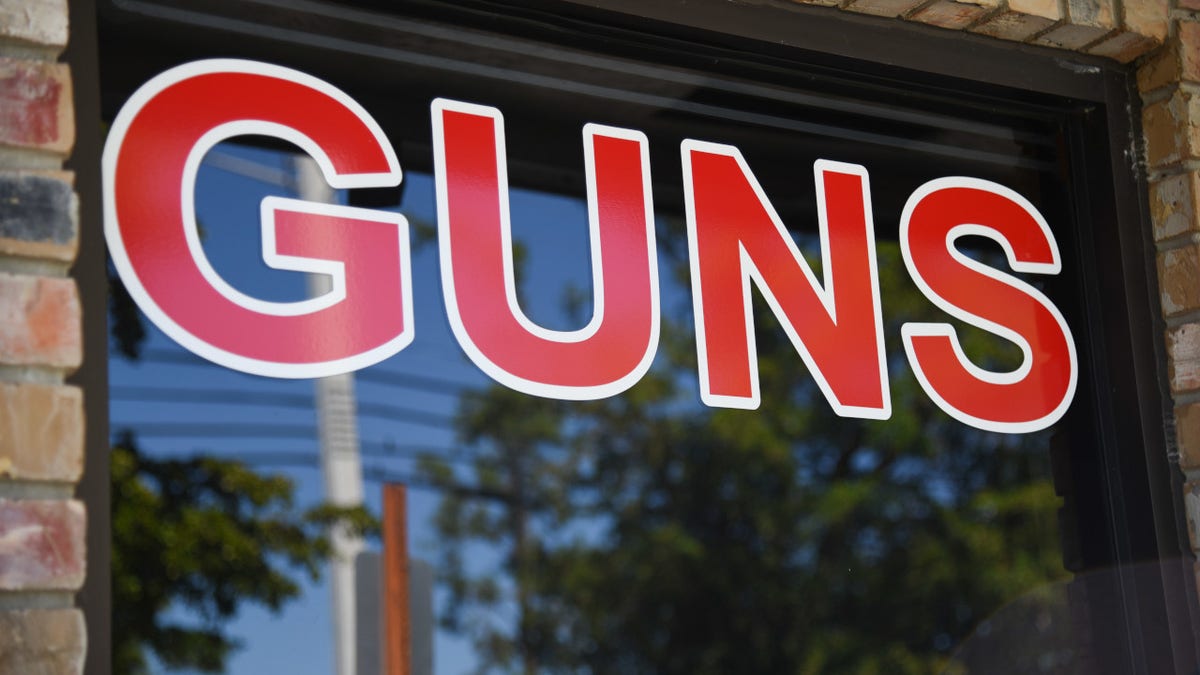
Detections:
97,1,1191,673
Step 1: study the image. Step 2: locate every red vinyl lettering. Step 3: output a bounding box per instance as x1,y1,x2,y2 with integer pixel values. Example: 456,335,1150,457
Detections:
104,59,1078,435
900,178,1077,433
682,141,890,419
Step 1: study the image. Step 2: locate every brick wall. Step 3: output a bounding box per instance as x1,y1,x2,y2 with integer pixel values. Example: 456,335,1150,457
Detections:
0,0,87,673
1130,5,1200,599
796,0,1168,60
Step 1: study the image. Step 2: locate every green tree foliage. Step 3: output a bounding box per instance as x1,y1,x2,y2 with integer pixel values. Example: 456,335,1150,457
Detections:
111,431,378,674
109,262,378,673
422,241,1069,675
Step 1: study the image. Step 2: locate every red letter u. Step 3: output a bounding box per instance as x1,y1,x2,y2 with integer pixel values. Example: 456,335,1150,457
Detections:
432,99,659,400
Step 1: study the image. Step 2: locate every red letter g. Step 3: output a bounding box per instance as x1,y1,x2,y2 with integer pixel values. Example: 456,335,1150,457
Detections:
104,59,412,378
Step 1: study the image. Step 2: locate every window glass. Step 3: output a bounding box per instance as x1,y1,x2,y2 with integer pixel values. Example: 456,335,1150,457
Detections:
101,3,1123,673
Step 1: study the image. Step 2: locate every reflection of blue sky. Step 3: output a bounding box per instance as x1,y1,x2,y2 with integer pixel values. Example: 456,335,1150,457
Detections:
110,139,671,675
109,136,1065,674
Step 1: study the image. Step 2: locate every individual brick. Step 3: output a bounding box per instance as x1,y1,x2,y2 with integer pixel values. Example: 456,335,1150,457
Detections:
1143,96,1178,167
970,11,1057,41
1176,406,1200,472
1066,0,1116,31
1136,23,1200,89
1122,0,1169,42
0,0,68,51
1034,22,1112,49
1142,89,1200,168
1149,172,1200,241
844,0,928,18
0,609,84,675
1179,21,1200,83
0,273,80,370
0,499,85,591
1009,0,1063,21
910,0,999,29
0,382,82,482
0,58,72,155
1158,244,1200,317
1187,482,1200,548
1168,323,1200,393
791,0,845,7
1137,41,1180,93
1186,483,1200,554
1102,33,1159,65
0,171,76,262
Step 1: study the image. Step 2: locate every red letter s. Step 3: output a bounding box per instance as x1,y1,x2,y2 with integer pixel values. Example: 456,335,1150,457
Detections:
104,60,413,378
901,178,1077,433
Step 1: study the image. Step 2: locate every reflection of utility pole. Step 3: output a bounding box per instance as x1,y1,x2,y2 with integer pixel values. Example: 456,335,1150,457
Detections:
506,443,536,675
205,149,366,675
295,156,365,675
383,484,411,675
358,484,434,675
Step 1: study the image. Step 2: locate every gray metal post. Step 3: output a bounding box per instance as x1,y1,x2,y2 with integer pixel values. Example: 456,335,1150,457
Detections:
295,156,366,675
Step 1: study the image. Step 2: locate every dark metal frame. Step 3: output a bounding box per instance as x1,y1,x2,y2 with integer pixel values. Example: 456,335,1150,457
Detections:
79,0,1200,672
65,2,111,675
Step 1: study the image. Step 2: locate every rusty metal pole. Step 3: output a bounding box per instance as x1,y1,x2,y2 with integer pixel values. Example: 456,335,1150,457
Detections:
383,484,411,675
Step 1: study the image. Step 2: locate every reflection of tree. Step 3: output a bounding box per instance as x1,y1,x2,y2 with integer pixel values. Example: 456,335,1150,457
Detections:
110,430,377,674
422,242,1069,675
108,265,378,674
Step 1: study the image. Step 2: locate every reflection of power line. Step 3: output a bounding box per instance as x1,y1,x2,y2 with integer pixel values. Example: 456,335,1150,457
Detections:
113,386,312,407
110,387,455,429
134,348,220,366
363,465,513,502
226,455,513,502
131,348,477,395
364,467,515,503
360,441,480,463
356,369,467,396
112,423,319,439
180,448,476,467
218,451,323,466
356,402,454,427
111,426,480,463
204,149,294,188
143,444,478,465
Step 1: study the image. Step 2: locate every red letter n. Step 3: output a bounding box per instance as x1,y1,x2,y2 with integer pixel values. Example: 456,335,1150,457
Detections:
682,141,890,419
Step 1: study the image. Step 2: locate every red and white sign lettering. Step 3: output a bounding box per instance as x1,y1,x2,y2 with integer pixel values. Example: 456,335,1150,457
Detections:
432,99,659,400
682,142,889,419
900,178,1077,433
103,59,414,378
104,59,1080,433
